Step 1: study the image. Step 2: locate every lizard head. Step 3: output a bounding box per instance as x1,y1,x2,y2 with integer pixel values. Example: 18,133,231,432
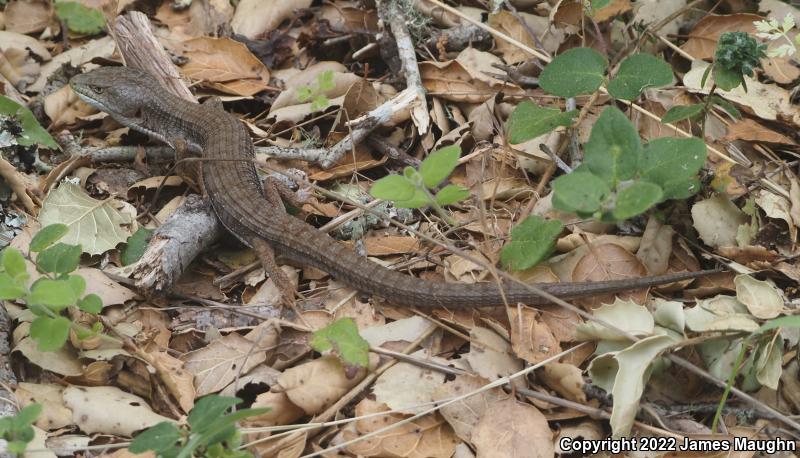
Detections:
70,67,156,118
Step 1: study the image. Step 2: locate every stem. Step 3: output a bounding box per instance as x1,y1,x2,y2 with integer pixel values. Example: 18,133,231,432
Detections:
711,337,748,433
700,83,717,139
420,185,456,226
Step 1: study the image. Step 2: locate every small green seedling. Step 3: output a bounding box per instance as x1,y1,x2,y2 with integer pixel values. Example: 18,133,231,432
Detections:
297,70,336,111
0,404,42,455
311,317,370,377
0,96,58,149
0,224,106,351
702,31,766,92
370,145,469,224
500,215,564,271
54,1,106,35
130,395,269,458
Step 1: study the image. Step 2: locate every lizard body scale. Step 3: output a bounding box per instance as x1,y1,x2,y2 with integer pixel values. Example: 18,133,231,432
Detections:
70,67,716,308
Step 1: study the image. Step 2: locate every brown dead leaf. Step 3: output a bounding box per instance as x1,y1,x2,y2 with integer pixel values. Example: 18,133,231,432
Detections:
472,397,554,458
15,383,73,431
276,355,369,415
5,0,51,34
363,235,421,256
554,0,631,25
44,86,96,128
681,14,761,60
636,216,675,275
345,399,459,458
147,351,195,413
319,2,379,33
433,374,506,441
0,32,50,89
466,327,525,388
243,390,305,426
508,306,562,364
488,11,564,64
181,37,271,96
723,118,794,144
572,243,649,307
373,350,447,414
307,144,387,180
421,59,494,103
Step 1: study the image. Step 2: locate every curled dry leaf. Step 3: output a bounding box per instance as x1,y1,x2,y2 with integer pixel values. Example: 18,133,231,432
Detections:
421,48,520,103
574,298,655,341
360,315,432,347
724,118,794,145
636,216,675,275
145,351,195,413
432,374,505,442
488,11,564,64
244,390,305,426
13,337,83,377
0,31,51,89
30,36,117,93
44,86,96,128
276,354,371,415
62,386,173,436
539,362,587,403
734,274,785,319
181,37,271,96
4,0,52,34
471,397,554,458
344,398,459,458
691,194,748,249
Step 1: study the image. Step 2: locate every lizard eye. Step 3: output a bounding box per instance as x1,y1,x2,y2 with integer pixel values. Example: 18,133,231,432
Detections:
91,85,104,94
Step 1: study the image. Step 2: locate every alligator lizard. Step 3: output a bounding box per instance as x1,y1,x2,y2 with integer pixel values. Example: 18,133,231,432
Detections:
70,67,717,308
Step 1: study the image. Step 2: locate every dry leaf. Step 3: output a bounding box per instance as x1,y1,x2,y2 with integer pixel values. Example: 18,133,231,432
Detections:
432,374,505,441
471,397,554,458
276,355,369,415
5,0,51,34
540,362,587,403
691,194,748,249
62,386,172,436
724,118,794,144
373,350,447,414
572,243,650,306
231,0,312,39
181,37,271,96
508,306,562,364
466,327,525,388
345,399,458,458
181,331,272,396
15,383,73,431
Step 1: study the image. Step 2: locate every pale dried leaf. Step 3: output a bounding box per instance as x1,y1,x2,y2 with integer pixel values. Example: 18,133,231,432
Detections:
13,337,83,376
575,298,654,341
471,397,554,458
433,374,505,442
277,355,367,415
181,332,269,396
373,350,447,414
466,327,524,387
231,0,312,39
62,386,173,436
734,275,785,319
691,194,748,248
15,383,73,431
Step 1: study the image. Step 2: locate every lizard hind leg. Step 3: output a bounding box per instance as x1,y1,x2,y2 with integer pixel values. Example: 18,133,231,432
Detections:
250,237,299,309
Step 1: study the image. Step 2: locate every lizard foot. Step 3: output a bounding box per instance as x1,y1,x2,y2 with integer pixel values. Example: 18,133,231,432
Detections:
251,238,298,309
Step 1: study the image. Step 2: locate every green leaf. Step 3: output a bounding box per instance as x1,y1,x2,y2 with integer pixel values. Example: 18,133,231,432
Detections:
0,273,27,300
552,172,610,214
707,95,741,119
30,224,69,252
370,175,416,201
607,53,673,101
121,228,153,266
15,403,42,426
394,188,433,209
311,318,370,369
77,293,103,314
2,248,26,278
713,65,744,91
0,96,59,149
756,315,800,334
661,104,705,124
591,0,611,8
612,181,663,220
66,274,86,297
317,70,335,91
584,106,642,182
130,422,182,453
640,137,707,200
36,243,82,275
188,396,240,433
539,47,608,98
54,1,106,35
506,101,577,144
30,316,71,351
434,184,469,206
419,145,461,188
500,215,563,271
297,86,312,102
28,278,77,310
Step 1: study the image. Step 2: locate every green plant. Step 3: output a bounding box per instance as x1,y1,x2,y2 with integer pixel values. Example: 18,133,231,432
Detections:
297,70,335,111
369,145,469,225
0,224,106,351
0,404,42,455
702,31,766,92
499,215,563,271
711,315,800,432
129,395,269,458
54,1,106,35
311,317,370,375
755,14,798,58
0,96,58,149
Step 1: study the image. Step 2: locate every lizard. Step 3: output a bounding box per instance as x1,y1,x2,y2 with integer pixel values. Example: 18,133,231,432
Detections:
70,66,720,309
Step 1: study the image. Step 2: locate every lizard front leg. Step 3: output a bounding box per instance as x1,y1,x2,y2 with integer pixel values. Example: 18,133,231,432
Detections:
250,237,298,308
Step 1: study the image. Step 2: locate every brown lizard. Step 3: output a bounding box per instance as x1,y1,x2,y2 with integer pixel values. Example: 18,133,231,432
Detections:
70,67,719,308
